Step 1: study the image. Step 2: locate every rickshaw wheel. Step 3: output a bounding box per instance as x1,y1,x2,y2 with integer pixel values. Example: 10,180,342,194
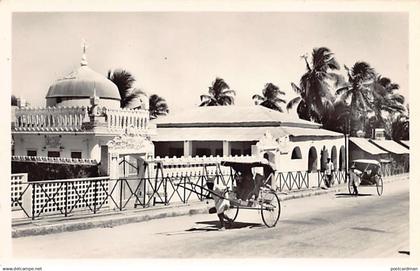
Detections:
260,190,281,228
225,205,239,222
376,176,384,196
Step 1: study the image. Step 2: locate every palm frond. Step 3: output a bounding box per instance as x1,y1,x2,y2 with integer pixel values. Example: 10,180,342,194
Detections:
252,94,264,101
291,82,303,95
286,96,301,110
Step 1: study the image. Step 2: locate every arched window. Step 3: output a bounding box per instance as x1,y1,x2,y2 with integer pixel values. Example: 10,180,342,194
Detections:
331,146,337,169
291,147,302,159
339,146,345,171
308,147,318,172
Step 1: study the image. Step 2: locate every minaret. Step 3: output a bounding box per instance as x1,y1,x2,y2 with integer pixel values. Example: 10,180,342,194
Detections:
81,39,88,66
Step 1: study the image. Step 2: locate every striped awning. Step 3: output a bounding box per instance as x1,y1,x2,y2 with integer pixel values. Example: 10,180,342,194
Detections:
370,139,410,155
349,137,388,155
399,140,409,149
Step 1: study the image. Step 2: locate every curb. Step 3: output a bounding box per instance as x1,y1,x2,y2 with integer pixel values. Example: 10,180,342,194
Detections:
12,174,408,238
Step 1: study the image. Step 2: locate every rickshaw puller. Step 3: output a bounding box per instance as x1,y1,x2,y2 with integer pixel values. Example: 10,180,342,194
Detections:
206,178,233,230
349,164,361,195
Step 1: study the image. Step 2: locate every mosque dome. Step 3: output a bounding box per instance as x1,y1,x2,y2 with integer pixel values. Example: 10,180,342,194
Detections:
45,47,121,108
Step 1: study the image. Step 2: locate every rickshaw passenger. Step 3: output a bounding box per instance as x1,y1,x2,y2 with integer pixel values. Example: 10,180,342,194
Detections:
234,171,254,201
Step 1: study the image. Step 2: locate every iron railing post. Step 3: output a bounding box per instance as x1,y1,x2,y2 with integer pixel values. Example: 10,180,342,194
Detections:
31,183,35,220
182,177,186,203
64,182,68,217
143,178,146,208
93,180,98,214
119,179,123,211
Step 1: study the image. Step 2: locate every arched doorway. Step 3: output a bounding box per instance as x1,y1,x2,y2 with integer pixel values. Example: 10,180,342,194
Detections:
331,146,337,170
308,147,317,172
339,146,345,171
320,146,328,171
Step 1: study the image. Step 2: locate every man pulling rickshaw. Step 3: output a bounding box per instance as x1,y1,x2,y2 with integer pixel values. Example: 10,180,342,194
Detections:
348,159,384,196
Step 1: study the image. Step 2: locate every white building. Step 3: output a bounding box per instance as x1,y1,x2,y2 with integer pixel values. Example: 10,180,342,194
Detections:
12,51,153,166
152,106,346,173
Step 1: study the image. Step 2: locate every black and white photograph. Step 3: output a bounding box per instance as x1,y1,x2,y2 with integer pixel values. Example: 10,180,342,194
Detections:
1,1,419,270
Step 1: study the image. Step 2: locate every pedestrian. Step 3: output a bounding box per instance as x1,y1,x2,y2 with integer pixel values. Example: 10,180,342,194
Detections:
349,164,360,195
206,178,233,230
325,158,334,188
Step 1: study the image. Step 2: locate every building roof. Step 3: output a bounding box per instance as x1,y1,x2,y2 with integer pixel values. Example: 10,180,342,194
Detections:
46,65,120,101
370,139,410,155
152,126,342,142
154,106,322,129
349,137,388,155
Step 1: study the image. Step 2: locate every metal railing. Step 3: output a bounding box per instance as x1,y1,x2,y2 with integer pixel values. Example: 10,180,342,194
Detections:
11,166,408,220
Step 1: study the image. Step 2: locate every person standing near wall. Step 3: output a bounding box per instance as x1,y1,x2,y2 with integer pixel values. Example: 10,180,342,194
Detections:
325,158,334,188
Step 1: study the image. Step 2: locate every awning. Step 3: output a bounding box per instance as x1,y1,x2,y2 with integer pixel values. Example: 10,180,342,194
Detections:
370,139,410,155
152,126,343,142
399,140,409,149
349,137,388,155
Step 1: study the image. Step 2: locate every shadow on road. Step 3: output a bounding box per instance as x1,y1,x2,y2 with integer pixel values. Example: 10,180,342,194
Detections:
193,220,263,230
351,226,388,233
335,193,373,198
157,221,263,236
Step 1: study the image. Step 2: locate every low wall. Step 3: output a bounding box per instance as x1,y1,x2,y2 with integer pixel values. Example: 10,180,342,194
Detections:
12,156,100,181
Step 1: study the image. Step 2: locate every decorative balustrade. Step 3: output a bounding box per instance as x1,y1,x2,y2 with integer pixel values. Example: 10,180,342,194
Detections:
105,108,149,132
14,106,88,132
13,106,150,133
12,155,98,165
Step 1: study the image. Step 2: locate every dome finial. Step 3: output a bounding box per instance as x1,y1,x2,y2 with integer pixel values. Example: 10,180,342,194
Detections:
81,39,88,66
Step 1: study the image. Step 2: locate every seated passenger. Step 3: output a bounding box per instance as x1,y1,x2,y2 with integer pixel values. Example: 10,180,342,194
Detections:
234,171,254,201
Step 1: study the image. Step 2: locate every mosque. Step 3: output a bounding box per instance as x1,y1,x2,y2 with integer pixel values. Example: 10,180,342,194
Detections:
12,47,154,167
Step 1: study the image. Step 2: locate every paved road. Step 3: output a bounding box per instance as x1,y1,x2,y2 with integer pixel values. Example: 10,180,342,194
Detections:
13,178,409,258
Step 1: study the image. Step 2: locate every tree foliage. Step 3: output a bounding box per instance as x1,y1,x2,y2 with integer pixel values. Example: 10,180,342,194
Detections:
107,69,146,108
252,83,286,112
149,94,169,120
200,77,236,106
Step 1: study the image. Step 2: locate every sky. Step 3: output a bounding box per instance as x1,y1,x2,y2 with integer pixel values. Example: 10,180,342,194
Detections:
12,12,408,114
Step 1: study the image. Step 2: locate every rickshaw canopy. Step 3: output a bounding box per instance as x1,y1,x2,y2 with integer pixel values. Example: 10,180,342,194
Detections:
351,159,381,167
221,158,275,173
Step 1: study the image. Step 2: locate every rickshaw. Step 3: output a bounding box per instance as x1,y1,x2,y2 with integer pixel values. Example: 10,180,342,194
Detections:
348,159,384,196
180,158,281,228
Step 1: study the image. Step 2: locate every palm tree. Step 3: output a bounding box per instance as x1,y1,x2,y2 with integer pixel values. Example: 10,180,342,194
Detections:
287,82,319,121
149,94,169,120
335,62,376,136
11,94,17,106
371,76,405,126
200,77,236,106
252,83,286,112
383,113,409,141
107,69,146,108
288,47,343,123
322,99,350,134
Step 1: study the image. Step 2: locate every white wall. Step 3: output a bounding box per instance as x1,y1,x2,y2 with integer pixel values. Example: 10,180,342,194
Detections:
13,134,115,161
276,138,345,172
